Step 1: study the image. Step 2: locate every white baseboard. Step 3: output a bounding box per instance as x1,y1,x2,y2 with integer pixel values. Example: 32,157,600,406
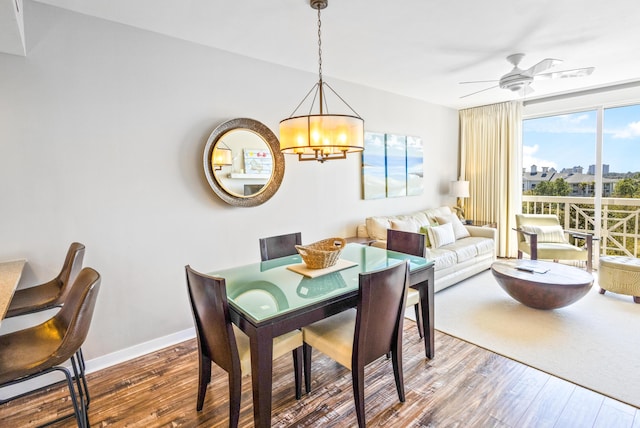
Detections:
0,327,196,400
85,327,196,374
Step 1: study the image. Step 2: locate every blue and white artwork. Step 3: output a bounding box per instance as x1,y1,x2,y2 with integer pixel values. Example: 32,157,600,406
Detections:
407,136,424,196
385,134,407,197
362,132,387,199
362,131,424,199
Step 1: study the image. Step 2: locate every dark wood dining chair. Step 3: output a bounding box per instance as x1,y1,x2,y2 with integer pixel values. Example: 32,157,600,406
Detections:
386,229,425,338
259,232,302,261
6,242,85,318
0,267,101,428
184,266,303,427
302,261,409,428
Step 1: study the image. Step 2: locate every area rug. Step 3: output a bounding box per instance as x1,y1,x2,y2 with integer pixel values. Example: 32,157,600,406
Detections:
433,269,640,408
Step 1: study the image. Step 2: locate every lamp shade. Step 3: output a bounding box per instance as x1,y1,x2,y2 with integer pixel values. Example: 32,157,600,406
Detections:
212,146,232,168
279,114,364,160
449,180,470,198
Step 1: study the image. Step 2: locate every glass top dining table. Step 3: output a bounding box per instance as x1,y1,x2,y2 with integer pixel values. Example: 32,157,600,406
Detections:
207,243,435,428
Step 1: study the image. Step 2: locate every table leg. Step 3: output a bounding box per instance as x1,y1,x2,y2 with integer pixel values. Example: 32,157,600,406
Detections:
249,326,274,428
418,266,435,359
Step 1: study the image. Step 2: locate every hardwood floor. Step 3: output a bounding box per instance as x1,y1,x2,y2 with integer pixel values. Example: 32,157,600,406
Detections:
1,321,639,427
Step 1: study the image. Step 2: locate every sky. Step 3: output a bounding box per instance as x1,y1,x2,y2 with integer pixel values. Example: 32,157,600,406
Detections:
523,103,640,174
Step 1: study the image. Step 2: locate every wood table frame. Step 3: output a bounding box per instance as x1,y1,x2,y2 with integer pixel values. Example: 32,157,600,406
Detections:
226,257,434,428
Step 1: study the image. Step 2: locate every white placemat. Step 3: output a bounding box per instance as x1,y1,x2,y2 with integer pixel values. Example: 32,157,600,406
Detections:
287,259,358,278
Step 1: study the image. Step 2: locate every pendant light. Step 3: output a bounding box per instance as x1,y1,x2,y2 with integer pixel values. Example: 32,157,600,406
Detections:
279,0,364,163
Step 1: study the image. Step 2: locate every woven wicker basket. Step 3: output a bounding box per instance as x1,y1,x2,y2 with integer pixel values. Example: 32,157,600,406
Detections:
295,237,346,269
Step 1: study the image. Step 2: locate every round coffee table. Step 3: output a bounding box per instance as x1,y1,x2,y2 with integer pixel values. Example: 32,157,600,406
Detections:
491,260,594,309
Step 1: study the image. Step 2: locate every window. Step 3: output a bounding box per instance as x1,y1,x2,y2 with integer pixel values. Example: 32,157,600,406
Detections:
522,111,597,197
522,102,640,257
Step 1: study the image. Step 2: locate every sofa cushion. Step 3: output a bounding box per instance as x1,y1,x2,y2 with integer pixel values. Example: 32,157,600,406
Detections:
436,213,470,240
408,211,431,227
424,247,458,271
390,218,420,233
428,223,456,248
366,216,393,241
421,207,450,223
440,239,478,263
461,236,495,256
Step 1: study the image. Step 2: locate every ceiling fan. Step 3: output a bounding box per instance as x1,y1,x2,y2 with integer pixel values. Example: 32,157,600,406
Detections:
459,53,595,99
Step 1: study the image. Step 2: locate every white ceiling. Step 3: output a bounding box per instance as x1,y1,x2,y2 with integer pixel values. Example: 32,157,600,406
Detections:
7,0,640,109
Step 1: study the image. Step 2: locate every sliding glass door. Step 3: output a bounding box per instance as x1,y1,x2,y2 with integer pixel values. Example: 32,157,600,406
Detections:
522,103,640,256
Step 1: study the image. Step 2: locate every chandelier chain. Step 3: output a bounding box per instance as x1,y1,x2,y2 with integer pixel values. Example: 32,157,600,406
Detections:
317,6,322,83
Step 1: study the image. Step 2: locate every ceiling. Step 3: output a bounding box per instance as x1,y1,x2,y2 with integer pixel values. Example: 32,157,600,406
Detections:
4,0,640,109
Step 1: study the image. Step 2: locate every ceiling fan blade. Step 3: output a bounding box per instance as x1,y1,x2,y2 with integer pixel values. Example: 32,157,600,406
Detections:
534,67,595,80
521,85,535,96
521,58,563,77
460,85,499,99
459,79,499,84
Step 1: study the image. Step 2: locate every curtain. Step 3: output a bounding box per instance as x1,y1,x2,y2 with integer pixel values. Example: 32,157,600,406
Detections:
459,101,522,258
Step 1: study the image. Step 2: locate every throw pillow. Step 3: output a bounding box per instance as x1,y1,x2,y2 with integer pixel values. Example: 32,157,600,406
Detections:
521,225,567,243
427,223,455,248
435,213,470,240
419,222,439,248
390,218,420,233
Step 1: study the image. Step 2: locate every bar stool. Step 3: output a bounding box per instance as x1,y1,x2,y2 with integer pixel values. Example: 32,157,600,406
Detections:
0,267,101,428
6,242,85,318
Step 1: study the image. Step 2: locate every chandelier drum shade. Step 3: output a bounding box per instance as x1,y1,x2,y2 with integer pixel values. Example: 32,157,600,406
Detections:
279,0,364,163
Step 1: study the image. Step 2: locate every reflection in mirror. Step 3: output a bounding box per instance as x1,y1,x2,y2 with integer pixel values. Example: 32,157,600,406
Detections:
203,118,285,207
212,130,272,197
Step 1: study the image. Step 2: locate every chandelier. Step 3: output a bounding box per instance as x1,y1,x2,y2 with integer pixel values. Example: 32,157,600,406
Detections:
279,0,364,163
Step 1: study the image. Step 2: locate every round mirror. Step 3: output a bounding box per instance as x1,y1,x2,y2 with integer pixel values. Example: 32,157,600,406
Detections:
203,118,285,207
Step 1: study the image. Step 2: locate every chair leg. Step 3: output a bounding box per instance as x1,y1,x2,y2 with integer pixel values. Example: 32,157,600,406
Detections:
391,350,406,403
76,348,91,407
517,250,523,259
303,343,312,394
56,366,88,428
227,370,242,428
196,354,211,411
352,366,366,428
292,347,303,399
70,355,89,427
413,303,424,338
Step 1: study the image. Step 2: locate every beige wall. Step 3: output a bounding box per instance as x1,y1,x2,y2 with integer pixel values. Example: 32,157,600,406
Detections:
0,2,458,365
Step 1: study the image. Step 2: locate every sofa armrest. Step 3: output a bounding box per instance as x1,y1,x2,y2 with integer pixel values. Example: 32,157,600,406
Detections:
466,225,496,241
356,224,369,238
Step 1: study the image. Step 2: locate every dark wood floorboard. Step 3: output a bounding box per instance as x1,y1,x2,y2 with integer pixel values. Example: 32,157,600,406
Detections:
1,320,638,427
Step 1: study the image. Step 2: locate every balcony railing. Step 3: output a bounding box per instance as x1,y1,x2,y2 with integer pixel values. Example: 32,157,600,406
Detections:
522,196,640,258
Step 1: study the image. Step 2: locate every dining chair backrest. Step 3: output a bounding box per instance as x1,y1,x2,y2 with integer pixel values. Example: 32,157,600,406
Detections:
354,260,409,367
185,266,240,376
259,232,302,261
386,229,426,258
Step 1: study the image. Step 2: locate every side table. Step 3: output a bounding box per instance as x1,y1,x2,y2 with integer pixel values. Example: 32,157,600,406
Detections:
345,236,377,246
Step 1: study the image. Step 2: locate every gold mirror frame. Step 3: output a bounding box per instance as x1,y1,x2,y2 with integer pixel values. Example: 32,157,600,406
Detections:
203,118,285,207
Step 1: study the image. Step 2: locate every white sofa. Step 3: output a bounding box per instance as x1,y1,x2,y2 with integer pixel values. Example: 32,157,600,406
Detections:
356,206,496,292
